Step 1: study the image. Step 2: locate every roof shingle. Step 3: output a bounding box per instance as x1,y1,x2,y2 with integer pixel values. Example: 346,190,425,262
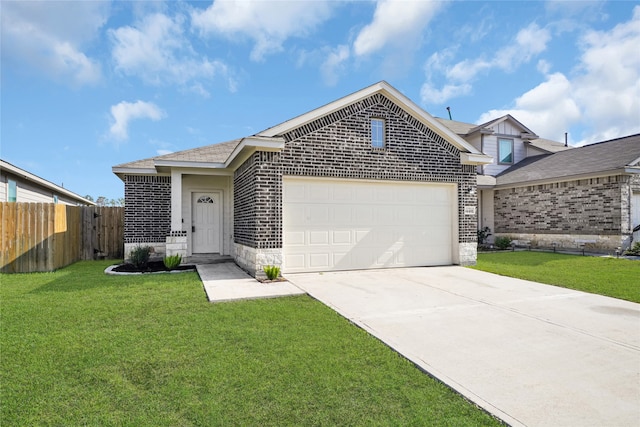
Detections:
496,134,640,186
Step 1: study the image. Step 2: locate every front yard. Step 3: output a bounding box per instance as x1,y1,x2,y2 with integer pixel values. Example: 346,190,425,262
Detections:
472,251,639,303
1,261,499,426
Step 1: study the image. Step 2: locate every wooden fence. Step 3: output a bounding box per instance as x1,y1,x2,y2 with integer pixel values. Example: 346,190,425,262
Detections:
0,203,124,273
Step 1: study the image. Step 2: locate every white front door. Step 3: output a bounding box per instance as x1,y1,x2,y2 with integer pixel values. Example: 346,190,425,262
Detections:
192,192,221,253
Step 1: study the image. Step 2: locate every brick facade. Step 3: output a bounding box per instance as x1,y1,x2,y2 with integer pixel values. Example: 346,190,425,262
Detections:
494,175,628,235
233,93,477,254
124,175,171,243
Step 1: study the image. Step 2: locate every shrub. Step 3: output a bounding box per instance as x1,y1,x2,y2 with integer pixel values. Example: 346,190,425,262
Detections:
477,227,492,245
130,246,151,269
494,236,512,250
624,242,640,256
263,265,280,280
163,254,182,269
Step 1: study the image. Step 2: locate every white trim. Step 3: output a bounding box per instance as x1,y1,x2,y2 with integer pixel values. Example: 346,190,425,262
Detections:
461,152,493,165
155,160,226,169
494,169,634,189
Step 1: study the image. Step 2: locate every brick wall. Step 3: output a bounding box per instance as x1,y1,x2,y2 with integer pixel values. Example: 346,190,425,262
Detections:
233,93,477,249
124,175,171,243
494,175,627,235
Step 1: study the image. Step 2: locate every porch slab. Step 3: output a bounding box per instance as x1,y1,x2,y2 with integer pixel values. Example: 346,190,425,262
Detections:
196,262,305,302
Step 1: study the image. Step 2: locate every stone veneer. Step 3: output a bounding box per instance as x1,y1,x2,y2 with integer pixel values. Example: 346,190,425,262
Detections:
494,174,635,251
233,93,478,274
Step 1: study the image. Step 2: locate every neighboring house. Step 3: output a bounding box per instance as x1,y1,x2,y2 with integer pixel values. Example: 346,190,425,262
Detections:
113,81,492,276
436,115,572,238
439,115,640,252
0,159,95,206
491,134,640,251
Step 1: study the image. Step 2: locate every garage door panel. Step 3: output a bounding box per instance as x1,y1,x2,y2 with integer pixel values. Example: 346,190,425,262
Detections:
283,178,456,273
309,253,330,268
309,231,329,245
333,230,352,244
285,231,306,245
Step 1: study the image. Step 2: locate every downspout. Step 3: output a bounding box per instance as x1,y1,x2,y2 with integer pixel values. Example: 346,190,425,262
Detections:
480,133,485,175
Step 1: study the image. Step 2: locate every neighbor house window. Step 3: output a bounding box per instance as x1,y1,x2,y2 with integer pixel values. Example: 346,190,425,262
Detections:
371,118,385,149
498,138,514,164
8,179,16,202
53,195,59,204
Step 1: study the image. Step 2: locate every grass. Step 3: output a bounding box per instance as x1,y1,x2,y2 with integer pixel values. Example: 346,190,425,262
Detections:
472,251,640,303
1,261,499,426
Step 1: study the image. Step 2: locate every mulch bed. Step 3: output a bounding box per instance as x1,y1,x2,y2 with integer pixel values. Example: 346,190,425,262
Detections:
112,261,196,273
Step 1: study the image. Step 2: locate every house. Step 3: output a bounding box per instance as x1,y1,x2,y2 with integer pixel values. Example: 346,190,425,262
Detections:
490,134,640,251
1,159,95,206
113,81,492,276
438,115,640,252
436,115,572,236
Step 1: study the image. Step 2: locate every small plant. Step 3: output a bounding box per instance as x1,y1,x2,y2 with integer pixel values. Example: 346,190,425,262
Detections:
477,227,492,245
624,242,640,256
494,236,512,250
129,245,151,269
163,254,182,269
263,265,281,281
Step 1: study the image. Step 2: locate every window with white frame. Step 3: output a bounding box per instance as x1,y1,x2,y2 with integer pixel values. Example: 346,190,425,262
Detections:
498,138,514,164
8,179,17,202
371,118,385,149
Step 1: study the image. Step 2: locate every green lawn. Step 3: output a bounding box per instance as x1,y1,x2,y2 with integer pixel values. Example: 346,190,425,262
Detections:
1,261,499,426
472,251,640,303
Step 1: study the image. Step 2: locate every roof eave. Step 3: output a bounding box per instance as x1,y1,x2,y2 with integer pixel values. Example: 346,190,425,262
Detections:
224,136,285,169
461,152,493,165
2,160,96,205
495,168,634,189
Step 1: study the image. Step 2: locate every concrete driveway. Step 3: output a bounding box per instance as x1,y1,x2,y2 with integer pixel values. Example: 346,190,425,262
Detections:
288,266,640,427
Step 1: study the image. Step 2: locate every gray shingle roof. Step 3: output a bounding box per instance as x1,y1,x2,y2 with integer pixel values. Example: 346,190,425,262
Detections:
496,134,640,186
528,138,571,153
434,118,477,135
114,139,242,169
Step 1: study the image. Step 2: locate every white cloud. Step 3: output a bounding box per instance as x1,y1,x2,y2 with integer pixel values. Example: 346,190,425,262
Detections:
110,12,233,95
477,73,581,142
477,6,640,145
320,45,350,86
109,101,166,141
0,1,107,86
571,5,640,143
422,22,551,105
191,0,334,61
421,83,472,105
353,0,446,57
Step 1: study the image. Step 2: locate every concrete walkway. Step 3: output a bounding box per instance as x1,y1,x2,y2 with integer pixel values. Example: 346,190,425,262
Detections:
196,262,304,302
287,267,640,427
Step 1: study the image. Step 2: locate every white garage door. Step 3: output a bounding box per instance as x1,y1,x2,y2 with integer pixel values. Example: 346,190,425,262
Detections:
283,177,457,273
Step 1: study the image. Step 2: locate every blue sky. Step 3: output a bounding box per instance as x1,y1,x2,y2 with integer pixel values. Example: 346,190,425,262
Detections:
2,0,639,201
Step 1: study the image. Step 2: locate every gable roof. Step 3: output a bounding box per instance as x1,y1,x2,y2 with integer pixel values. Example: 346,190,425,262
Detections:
476,114,538,139
113,81,492,179
1,159,95,205
113,139,242,172
436,116,570,154
496,134,640,187
258,81,491,165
